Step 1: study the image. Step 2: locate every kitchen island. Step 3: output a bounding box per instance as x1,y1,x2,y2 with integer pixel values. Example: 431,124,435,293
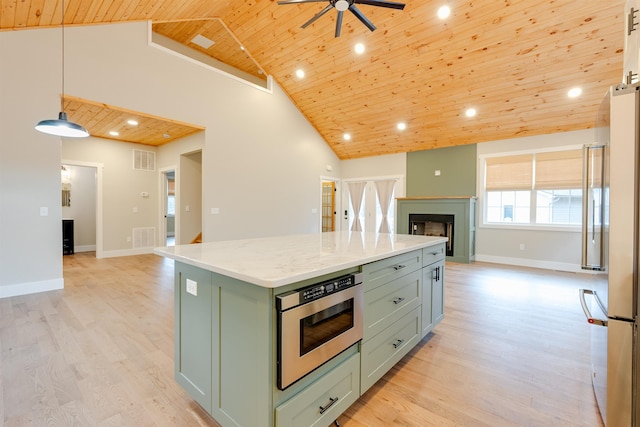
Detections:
155,231,447,427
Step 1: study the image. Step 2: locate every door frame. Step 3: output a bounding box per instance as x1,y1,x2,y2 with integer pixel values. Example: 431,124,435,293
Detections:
159,166,177,246
61,159,104,258
320,176,341,232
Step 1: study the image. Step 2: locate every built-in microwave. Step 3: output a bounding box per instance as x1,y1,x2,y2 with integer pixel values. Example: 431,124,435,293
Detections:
276,272,364,390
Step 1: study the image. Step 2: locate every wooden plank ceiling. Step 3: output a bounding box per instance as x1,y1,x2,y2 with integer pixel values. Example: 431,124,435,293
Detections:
0,0,625,159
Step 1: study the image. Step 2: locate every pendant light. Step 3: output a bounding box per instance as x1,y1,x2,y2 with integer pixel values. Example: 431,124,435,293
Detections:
35,0,89,138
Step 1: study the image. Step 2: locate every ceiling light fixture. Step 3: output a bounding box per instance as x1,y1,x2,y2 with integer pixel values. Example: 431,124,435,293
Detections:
343,133,352,141
397,122,407,131
296,69,305,79
465,108,477,118
437,5,451,20
354,43,366,54
109,131,119,136
568,87,582,98
35,0,89,138
127,119,139,126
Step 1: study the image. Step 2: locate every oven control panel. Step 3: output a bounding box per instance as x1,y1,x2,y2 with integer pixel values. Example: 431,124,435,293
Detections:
277,272,363,311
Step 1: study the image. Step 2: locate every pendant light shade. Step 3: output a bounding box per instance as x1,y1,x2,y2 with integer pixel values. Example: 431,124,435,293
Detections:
34,0,89,138
36,112,89,138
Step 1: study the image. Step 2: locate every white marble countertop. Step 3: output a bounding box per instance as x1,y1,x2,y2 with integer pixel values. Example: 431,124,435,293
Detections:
154,231,447,288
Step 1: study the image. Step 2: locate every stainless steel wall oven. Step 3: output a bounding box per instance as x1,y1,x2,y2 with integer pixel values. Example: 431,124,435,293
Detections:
276,272,364,390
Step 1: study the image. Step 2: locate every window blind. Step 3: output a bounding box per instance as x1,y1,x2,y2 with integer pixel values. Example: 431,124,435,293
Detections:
485,154,533,191
534,149,583,189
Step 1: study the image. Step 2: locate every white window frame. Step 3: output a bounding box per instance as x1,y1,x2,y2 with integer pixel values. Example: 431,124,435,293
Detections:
478,145,583,232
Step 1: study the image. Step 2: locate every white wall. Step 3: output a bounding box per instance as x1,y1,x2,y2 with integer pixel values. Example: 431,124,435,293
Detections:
475,129,596,271
62,137,158,256
0,21,340,296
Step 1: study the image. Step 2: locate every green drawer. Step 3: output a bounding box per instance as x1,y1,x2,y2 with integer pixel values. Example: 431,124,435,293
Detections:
423,243,446,266
360,307,421,393
362,249,422,291
363,269,421,341
275,353,360,427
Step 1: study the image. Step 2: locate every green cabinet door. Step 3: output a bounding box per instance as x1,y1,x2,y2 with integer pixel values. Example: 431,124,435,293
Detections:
174,262,214,413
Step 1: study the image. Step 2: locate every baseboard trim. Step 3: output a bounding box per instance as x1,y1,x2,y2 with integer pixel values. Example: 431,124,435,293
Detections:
99,247,155,259
75,245,97,253
0,278,64,298
474,254,582,273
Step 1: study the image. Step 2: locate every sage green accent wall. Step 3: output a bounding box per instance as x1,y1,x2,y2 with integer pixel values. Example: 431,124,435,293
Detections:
406,145,477,197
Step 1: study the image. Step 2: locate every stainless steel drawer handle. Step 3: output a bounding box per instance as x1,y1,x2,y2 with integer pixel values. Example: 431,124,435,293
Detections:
393,264,406,270
392,297,405,305
392,339,404,349
319,397,339,414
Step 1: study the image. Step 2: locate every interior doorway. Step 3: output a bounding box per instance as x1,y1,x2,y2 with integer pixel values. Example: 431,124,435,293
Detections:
60,160,104,258
160,167,176,246
321,177,340,232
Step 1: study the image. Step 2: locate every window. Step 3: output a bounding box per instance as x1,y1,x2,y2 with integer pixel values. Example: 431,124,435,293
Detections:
346,179,399,233
483,149,583,226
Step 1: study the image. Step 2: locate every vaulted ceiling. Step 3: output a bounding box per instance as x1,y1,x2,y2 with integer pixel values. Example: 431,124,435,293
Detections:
0,0,625,159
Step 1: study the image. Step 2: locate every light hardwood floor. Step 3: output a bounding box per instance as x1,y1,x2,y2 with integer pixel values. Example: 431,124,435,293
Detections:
0,254,603,426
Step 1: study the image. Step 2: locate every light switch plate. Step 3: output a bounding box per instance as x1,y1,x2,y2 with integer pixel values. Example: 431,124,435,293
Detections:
186,279,198,296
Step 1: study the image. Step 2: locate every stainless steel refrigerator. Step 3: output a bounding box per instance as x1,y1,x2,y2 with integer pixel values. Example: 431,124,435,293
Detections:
580,82,640,427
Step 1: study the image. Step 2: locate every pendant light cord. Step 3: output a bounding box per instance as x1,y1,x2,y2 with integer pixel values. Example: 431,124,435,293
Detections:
60,0,65,113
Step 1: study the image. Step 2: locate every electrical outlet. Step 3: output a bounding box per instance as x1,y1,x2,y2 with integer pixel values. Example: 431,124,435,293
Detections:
186,279,198,296
519,243,525,251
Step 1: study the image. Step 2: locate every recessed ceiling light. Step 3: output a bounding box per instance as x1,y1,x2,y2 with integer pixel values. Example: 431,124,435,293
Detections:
437,5,451,20
127,119,139,126
568,87,582,98
163,133,171,139
397,122,407,131
354,43,365,54
465,108,477,118
343,133,351,141
296,69,305,79
109,131,119,136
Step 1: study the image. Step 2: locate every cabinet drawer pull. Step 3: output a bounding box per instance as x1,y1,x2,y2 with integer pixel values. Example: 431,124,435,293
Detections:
319,396,339,414
393,264,406,271
430,251,439,256
392,297,405,305
392,339,405,349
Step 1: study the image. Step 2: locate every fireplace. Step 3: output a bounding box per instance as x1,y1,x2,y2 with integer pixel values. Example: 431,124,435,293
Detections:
409,214,454,256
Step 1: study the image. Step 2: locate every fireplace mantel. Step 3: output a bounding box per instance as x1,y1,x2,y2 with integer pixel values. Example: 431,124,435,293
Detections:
396,197,476,263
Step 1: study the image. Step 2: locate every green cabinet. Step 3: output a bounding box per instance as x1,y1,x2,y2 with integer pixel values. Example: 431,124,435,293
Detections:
175,263,214,413
174,262,272,426
361,250,424,393
421,244,446,338
173,244,445,426
275,353,360,427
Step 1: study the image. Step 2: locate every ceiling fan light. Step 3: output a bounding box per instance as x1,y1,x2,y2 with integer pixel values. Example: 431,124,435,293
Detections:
35,112,90,138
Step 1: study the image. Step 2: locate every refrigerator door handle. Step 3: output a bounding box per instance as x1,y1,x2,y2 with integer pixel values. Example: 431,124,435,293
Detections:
579,288,608,326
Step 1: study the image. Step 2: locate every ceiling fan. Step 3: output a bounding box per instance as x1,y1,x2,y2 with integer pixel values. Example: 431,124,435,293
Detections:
277,0,406,38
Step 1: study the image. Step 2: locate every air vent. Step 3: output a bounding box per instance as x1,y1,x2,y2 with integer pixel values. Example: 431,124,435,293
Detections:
132,227,156,249
191,34,215,49
133,149,156,171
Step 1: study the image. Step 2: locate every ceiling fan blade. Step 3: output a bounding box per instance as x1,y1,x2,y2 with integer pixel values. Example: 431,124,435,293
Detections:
301,4,335,29
354,0,406,10
335,10,344,37
277,0,330,4
349,4,377,32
